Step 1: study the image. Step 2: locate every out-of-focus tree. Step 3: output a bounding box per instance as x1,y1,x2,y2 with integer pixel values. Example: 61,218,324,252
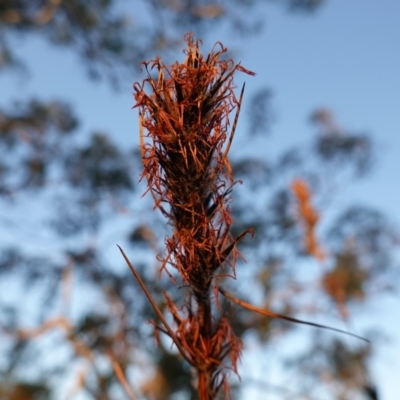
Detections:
0,1,397,399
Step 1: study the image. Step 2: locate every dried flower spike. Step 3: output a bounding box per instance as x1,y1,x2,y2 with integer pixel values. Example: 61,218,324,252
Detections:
120,34,368,400
132,33,255,399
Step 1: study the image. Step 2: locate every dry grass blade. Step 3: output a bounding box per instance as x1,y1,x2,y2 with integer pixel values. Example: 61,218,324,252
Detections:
219,287,369,342
109,352,137,400
139,112,162,208
222,82,246,162
117,245,194,365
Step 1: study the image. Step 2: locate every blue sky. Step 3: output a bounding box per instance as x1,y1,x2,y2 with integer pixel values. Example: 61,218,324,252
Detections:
1,1,400,399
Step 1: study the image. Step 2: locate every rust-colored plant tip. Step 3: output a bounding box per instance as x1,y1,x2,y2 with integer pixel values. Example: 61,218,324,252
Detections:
291,178,325,261
131,33,255,399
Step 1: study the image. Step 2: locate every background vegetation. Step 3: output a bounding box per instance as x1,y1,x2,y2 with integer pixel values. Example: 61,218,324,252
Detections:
0,1,398,399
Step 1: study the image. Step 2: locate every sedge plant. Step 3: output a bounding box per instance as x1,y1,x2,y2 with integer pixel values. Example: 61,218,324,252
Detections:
118,33,367,400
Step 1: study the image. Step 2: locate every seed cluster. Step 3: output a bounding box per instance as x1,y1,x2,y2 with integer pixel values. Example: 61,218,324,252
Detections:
133,34,254,398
